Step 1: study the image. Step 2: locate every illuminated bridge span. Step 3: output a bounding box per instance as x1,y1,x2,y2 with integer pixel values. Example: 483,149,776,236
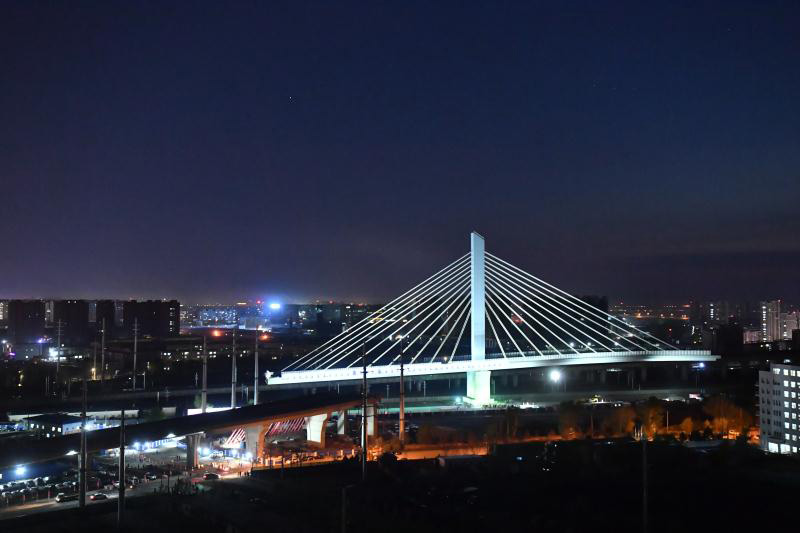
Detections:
269,233,715,402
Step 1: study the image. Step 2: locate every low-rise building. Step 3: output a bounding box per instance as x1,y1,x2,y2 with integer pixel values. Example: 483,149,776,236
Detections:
25,413,83,438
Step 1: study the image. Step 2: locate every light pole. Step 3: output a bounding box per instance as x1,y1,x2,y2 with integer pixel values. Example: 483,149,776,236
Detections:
549,368,563,393
201,335,208,413
361,341,367,482
231,327,237,409
100,318,106,385
55,319,62,395
132,318,138,390
254,331,259,405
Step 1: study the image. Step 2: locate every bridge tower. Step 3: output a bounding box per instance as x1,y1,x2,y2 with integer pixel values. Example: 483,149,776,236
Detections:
466,231,491,403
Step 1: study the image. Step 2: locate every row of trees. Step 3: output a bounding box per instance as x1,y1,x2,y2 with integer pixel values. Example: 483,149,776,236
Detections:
558,395,754,440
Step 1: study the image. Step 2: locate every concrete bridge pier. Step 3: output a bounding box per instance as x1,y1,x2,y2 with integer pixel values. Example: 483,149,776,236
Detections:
305,413,330,447
337,410,348,435
186,433,202,471
245,425,268,462
366,404,376,438
467,371,491,404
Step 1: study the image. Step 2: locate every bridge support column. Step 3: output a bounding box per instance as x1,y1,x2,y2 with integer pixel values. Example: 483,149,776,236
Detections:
306,413,330,447
641,366,647,383
466,371,491,404
245,425,268,462
186,433,201,471
337,410,348,435
366,405,376,437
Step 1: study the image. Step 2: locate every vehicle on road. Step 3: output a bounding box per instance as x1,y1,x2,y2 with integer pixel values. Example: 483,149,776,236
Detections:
90,493,108,501
55,493,79,503
203,473,219,480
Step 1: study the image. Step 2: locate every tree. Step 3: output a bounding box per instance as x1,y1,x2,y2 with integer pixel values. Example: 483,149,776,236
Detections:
680,417,693,436
604,405,636,436
636,397,666,438
558,402,581,439
702,395,754,436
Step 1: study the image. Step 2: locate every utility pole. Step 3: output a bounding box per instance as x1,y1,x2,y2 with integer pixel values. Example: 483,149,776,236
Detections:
201,335,208,413
132,318,138,391
79,372,87,510
55,319,62,395
100,318,106,385
231,327,237,409
254,332,259,405
641,424,648,533
399,352,405,445
361,341,367,482
118,409,126,528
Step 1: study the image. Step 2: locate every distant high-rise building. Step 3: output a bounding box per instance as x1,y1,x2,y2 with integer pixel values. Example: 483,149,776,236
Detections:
123,300,180,338
44,300,55,326
708,301,732,325
743,328,762,344
706,323,743,356
52,300,90,345
761,300,781,342
8,300,46,344
95,300,117,338
780,311,800,341
0,300,7,324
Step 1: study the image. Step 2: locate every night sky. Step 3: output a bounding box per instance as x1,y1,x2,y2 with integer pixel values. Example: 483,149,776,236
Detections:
2,1,799,304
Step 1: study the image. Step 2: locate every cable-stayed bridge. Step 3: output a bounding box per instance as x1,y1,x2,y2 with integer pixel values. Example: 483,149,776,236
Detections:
268,232,715,402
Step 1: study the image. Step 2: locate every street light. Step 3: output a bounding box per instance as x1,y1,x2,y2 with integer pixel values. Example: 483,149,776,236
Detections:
15,465,26,477
549,369,565,392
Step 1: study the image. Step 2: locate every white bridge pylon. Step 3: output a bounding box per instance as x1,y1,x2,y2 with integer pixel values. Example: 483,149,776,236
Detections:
270,232,715,402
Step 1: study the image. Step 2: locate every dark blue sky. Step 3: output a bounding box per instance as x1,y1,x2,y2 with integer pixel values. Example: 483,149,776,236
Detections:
2,1,799,304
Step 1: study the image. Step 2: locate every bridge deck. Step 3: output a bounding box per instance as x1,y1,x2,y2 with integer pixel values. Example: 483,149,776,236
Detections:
269,349,716,385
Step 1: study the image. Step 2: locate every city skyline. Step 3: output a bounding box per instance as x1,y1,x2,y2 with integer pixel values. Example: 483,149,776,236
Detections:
3,1,799,303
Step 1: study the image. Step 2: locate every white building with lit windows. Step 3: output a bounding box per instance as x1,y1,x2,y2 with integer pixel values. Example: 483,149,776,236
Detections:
759,363,800,454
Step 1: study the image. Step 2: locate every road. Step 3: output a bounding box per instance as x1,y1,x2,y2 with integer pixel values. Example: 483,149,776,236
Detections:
0,475,189,520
